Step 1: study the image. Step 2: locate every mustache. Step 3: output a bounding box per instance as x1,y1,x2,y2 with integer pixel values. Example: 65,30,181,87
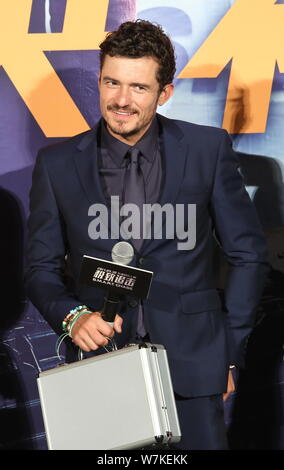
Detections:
107,104,138,113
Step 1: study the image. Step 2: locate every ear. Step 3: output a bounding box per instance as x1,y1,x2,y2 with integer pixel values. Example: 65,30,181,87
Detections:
158,84,174,106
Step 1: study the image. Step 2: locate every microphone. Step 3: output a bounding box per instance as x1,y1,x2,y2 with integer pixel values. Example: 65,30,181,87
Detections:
101,242,134,326
79,243,152,329
111,241,134,265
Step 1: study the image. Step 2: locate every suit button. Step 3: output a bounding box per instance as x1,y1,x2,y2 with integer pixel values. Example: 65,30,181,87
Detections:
128,299,138,308
139,257,145,265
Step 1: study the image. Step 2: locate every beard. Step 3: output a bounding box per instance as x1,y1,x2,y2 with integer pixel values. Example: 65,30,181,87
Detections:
107,121,145,139
106,104,156,140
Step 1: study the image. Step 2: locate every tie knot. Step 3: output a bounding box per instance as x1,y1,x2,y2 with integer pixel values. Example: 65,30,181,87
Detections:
128,147,140,164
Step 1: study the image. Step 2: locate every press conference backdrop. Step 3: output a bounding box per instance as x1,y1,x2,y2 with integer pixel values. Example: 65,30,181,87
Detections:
0,0,283,449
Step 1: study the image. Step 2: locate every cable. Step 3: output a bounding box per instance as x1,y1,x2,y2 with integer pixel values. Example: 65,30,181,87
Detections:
55,333,69,360
56,333,118,362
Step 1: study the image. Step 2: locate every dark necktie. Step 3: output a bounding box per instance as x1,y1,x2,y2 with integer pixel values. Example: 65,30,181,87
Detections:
123,147,146,337
123,147,145,250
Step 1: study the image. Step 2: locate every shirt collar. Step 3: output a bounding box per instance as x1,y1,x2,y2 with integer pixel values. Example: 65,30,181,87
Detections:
101,117,159,167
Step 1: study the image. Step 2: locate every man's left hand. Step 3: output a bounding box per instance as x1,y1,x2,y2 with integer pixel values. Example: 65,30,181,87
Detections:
223,369,235,402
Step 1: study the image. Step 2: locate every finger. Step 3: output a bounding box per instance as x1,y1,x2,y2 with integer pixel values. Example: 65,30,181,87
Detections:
74,331,110,351
72,335,95,352
223,385,235,401
91,329,112,347
223,392,229,402
113,314,123,333
95,318,115,338
88,313,115,337
72,326,109,351
74,312,114,338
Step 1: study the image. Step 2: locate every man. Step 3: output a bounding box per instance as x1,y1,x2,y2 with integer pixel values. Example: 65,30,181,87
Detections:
26,20,268,449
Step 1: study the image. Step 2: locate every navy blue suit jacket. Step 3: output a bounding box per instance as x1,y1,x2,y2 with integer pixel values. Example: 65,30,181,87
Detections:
26,115,268,397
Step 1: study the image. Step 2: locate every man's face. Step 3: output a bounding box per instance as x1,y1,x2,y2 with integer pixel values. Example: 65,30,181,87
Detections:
99,55,173,144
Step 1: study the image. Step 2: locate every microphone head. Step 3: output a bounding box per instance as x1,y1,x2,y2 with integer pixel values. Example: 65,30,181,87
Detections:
111,241,134,265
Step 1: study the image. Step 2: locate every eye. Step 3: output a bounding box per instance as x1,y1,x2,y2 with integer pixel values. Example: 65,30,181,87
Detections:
134,85,146,93
105,80,119,88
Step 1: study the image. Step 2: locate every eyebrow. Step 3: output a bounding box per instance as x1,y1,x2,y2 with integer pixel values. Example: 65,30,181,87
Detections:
102,76,151,89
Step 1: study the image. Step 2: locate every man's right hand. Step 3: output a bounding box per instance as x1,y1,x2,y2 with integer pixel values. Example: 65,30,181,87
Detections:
70,312,123,352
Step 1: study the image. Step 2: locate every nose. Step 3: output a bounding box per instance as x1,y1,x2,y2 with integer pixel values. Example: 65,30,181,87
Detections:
114,86,131,108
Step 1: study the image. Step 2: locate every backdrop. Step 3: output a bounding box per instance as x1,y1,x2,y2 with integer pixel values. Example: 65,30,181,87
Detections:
0,0,283,449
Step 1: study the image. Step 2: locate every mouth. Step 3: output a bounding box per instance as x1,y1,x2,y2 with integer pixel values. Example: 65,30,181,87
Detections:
109,108,137,120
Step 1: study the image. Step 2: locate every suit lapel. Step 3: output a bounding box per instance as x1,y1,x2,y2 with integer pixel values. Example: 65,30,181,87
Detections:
142,115,189,254
73,121,119,243
73,120,127,245
158,115,188,207
73,120,107,207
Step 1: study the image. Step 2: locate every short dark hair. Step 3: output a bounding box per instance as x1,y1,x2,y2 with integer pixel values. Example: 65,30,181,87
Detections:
99,19,176,91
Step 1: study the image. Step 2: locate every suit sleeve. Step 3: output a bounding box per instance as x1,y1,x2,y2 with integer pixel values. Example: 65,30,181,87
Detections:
25,151,81,335
210,131,269,367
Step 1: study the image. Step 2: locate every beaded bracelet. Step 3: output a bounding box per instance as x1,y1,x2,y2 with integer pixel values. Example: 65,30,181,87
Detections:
62,305,92,333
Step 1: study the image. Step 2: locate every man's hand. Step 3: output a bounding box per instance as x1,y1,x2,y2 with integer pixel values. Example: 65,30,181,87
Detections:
223,369,235,402
70,311,123,352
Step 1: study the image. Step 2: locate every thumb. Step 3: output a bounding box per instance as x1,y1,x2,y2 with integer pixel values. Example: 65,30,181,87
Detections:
113,314,123,333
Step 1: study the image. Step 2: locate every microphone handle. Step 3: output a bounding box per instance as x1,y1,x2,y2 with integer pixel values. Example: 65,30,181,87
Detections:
101,291,120,326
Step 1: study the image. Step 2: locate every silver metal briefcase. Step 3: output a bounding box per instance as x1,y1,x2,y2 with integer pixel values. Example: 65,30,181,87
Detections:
37,343,181,450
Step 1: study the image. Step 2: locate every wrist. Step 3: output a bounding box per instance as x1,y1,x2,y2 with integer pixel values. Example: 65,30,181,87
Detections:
62,305,92,336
